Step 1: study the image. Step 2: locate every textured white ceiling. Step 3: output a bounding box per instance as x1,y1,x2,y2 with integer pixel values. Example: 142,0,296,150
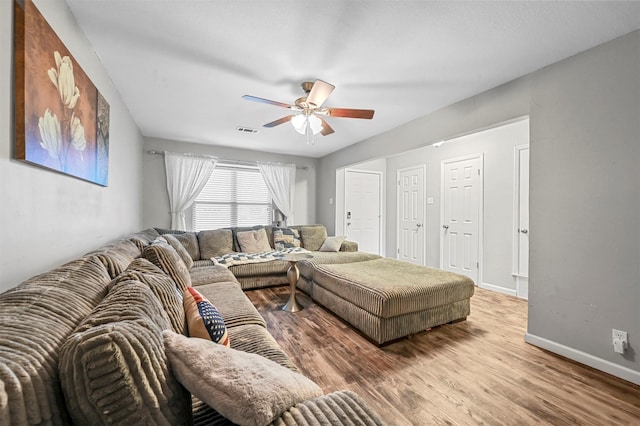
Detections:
64,0,640,158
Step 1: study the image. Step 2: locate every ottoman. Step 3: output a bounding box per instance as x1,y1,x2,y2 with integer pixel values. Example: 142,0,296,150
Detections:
310,258,475,345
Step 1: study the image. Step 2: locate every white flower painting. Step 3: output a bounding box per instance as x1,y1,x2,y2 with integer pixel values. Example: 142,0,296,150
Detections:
15,0,110,186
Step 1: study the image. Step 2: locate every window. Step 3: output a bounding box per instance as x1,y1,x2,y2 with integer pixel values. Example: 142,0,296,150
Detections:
193,164,272,231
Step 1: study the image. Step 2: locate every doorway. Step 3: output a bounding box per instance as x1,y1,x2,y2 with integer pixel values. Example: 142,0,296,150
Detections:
440,154,483,285
397,165,426,265
344,169,382,255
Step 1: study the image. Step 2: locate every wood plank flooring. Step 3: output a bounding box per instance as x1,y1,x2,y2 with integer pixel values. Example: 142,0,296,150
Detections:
246,286,640,425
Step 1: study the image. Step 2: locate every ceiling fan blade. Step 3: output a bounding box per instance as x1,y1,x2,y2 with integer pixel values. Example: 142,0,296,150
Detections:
263,115,295,128
319,118,335,136
306,80,335,108
326,108,375,119
242,95,294,109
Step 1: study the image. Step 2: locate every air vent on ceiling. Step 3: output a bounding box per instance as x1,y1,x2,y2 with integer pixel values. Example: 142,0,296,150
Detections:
236,126,259,134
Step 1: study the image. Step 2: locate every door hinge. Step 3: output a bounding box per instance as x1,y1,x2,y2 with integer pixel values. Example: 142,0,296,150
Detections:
477,169,480,176
477,262,479,269
397,249,400,254
397,180,401,186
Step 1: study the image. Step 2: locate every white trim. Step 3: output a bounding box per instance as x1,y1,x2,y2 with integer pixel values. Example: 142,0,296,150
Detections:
344,168,384,256
480,282,517,297
525,333,640,386
512,144,530,277
396,165,427,265
440,153,484,287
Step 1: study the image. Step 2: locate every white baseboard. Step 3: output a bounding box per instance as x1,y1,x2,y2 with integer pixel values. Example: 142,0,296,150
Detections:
480,282,517,297
525,333,640,386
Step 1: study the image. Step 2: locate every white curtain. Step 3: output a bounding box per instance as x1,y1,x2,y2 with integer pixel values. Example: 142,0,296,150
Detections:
257,162,296,225
164,151,217,230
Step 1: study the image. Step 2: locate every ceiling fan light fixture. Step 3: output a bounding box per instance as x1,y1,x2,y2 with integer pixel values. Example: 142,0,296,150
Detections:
291,114,307,134
291,113,323,136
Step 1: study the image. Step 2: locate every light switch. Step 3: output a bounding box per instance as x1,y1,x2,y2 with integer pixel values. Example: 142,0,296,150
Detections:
329,198,334,205
427,197,434,205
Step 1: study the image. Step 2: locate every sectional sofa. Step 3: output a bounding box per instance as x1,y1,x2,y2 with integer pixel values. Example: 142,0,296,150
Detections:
0,225,385,426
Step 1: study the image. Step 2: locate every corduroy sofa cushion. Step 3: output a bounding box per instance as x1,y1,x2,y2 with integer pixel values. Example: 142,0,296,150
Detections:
143,240,192,291
86,239,142,278
112,257,186,335
198,229,234,259
299,226,328,251
163,234,195,269
0,256,111,425
59,280,191,425
127,228,161,250
174,232,200,261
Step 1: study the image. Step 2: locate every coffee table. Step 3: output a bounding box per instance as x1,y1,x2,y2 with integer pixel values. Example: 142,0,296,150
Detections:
280,253,313,312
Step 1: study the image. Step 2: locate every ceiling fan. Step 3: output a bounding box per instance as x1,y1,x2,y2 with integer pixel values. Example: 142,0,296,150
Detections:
242,80,375,144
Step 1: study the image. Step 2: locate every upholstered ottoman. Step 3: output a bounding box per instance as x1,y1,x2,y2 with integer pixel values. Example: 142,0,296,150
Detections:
310,258,475,345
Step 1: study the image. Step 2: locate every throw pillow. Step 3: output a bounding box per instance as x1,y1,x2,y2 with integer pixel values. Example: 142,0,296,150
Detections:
300,225,328,251
183,287,229,347
162,233,194,269
198,229,234,258
273,227,301,250
163,330,323,426
236,228,272,253
143,240,192,291
319,235,346,252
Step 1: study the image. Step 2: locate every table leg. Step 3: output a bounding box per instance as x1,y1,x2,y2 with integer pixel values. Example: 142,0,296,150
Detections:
282,261,303,312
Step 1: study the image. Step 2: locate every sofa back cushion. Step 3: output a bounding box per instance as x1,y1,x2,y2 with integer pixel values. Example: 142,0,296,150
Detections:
113,258,186,335
143,240,192,291
0,256,112,425
59,280,191,425
127,228,161,250
86,239,141,278
299,225,328,251
163,234,194,269
198,229,234,259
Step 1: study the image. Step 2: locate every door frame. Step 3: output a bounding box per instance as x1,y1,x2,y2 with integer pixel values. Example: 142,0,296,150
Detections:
512,144,529,298
396,164,427,265
439,153,484,286
343,168,384,255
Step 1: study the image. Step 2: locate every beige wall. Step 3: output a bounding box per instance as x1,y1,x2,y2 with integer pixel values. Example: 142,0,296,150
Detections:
0,0,144,292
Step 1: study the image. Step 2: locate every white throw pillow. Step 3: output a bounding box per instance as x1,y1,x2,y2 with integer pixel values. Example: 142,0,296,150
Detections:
319,235,346,252
163,330,323,426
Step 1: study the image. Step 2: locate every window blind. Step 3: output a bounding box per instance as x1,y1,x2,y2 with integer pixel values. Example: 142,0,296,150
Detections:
193,165,272,230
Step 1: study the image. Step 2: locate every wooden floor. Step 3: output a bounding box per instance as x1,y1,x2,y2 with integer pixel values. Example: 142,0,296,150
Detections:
246,286,640,425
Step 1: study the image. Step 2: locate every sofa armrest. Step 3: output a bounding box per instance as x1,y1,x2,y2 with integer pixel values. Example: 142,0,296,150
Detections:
339,240,358,252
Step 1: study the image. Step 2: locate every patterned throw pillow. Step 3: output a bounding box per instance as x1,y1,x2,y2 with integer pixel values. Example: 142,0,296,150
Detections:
183,287,230,347
273,227,301,250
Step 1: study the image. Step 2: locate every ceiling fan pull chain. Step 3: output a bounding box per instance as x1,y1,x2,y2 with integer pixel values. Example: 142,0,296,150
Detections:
306,120,315,145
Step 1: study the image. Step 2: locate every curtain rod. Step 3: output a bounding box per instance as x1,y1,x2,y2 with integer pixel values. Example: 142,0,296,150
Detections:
146,150,309,170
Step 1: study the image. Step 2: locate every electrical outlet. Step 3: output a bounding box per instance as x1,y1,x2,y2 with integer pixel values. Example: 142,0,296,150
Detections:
612,329,628,354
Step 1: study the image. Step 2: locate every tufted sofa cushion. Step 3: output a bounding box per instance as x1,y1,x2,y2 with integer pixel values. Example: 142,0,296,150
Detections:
59,280,191,425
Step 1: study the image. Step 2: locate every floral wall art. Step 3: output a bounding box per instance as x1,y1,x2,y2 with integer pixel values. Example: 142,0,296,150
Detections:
14,0,110,186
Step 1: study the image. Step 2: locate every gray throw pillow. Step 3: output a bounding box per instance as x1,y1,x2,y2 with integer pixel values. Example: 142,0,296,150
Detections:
163,330,323,426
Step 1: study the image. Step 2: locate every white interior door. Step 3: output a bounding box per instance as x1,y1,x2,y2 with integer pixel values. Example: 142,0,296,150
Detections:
513,145,529,299
397,165,426,265
441,155,483,285
344,170,382,254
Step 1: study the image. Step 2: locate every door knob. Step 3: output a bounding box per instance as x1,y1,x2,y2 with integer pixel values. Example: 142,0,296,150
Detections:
442,225,449,230
520,228,528,234
416,223,422,227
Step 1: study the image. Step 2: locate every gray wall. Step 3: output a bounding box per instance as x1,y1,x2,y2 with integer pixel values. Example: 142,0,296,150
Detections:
143,137,318,229
0,0,144,292
317,31,640,381
386,119,529,294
